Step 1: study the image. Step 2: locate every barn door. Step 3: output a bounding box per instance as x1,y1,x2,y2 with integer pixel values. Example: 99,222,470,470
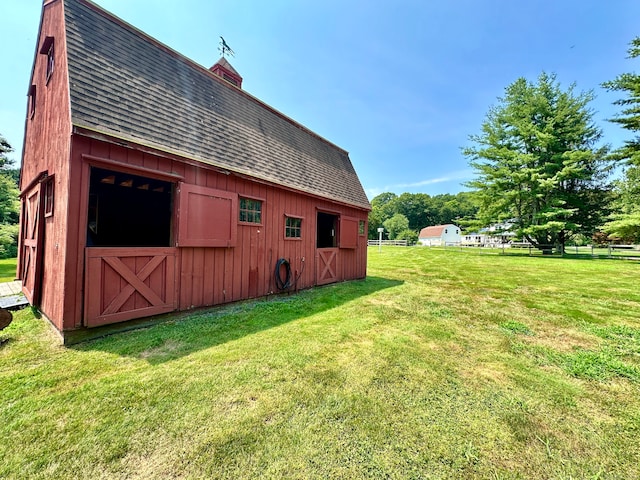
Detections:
316,211,339,285
84,247,177,327
20,184,44,305
316,248,338,285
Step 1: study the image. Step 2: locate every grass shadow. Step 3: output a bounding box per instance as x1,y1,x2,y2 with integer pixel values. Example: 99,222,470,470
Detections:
71,276,403,364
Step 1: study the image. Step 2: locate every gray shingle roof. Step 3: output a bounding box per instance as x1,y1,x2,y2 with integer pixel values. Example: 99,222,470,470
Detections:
64,0,370,210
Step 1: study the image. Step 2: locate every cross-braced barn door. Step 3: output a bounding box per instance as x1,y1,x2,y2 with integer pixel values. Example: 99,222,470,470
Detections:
316,248,338,285
20,184,44,305
84,247,177,327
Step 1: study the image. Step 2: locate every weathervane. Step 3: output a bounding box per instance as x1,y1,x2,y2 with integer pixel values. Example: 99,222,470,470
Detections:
219,36,235,58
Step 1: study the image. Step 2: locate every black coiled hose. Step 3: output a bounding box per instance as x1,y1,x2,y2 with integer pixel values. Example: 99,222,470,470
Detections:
274,258,292,290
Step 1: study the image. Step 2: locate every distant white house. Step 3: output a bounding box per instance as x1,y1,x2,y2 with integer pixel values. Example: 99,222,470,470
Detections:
418,224,461,246
462,221,518,247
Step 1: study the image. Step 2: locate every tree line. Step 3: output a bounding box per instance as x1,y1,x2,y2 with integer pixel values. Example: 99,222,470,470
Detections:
0,135,20,258
1,39,639,256
370,37,640,251
368,191,477,243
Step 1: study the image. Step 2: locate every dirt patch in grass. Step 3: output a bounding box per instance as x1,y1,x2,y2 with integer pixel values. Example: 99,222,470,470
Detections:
525,325,600,353
139,340,185,360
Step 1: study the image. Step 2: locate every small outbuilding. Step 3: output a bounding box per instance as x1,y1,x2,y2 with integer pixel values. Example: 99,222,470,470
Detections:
18,0,370,342
418,224,461,246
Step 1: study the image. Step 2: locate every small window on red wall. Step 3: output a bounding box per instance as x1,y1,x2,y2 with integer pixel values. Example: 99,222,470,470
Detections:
285,216,302,239
40,36,55,85
43,176,54,217
28,85,36,119
239,197,262,224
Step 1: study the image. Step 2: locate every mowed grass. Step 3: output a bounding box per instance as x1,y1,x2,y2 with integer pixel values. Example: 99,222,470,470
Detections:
0,257,17,283
1,248,639,479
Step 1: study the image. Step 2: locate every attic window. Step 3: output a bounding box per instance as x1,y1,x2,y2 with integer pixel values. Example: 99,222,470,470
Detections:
28,85,36,119
40,36,55,84
43,176,55,217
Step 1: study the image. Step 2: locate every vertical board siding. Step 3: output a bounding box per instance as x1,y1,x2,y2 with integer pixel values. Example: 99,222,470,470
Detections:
18,0,74,331
60,136,367,328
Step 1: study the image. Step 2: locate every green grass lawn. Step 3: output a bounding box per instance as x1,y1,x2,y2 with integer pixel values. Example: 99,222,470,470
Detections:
0,257,17,283
1,248,639,479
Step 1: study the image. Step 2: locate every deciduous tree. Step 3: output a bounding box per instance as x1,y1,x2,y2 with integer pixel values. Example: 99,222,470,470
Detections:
0,135,13,169
383,213,409,240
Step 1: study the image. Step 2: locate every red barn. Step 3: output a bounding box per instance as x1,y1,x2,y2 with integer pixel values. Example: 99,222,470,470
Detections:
19,0,370,343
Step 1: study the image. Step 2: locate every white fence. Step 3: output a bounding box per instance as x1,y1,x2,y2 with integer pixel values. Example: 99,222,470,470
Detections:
367,240,408,247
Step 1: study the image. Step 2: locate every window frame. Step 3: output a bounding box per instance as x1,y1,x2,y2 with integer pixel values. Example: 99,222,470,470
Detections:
238,195,264,226
358,220,366,236
284,215,302,240
40,36,55,85
43,175,55,218
28,85,36,119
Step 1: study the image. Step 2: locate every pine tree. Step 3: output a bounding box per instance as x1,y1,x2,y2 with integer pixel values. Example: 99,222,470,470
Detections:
464,73,610,253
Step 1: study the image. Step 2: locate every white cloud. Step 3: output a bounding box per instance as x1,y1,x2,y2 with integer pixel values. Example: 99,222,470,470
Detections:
365,169,474,199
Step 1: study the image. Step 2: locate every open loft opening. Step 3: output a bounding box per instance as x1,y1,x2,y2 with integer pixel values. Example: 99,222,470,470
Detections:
317,212,338,248
87,167,173,247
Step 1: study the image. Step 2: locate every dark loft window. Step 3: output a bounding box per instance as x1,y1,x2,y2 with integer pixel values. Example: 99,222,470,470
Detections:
359,220,365,235
87,167,173,247
40,36,55,84
28,85,36,119
43,176,55,217
285,216,301,239
239,197,262,224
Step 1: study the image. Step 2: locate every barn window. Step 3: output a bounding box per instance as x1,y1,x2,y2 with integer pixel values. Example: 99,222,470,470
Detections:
285,216,302,239
239,197,262,224
40,37,55,84
359,220,365,235
28,85,36,119
87,167,173,247
43,176,54,217
317,212,337,248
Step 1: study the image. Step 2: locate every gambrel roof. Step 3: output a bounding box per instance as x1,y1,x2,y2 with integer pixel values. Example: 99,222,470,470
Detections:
63,0,370,210
418,224,458,239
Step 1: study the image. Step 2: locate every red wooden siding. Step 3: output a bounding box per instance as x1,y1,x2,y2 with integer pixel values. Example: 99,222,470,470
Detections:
18,0,73,332
48,134,368,332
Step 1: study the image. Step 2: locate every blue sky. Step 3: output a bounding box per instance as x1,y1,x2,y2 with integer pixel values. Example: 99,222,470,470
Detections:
1,1,639,199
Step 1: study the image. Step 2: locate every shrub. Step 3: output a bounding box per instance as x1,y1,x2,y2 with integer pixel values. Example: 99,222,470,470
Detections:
0,223,19,259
